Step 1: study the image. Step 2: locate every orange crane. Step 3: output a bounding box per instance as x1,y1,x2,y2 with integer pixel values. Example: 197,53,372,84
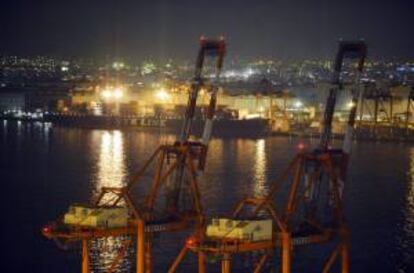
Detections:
42,37,226,273
167,41,367,273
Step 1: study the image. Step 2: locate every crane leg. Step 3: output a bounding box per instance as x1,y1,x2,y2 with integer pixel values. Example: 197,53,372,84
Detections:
322,243,341,273
198,251,206,273
167,245,189,273
137,220,145,273
341,242,350,273
253,254,268,273
281,232,291,273
221,254,231,273
82,239,90,273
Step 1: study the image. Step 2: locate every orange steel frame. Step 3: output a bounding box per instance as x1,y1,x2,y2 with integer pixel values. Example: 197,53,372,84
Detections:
42,37,226,273
167,40,365,273
43,141,206,273
168,148,350,273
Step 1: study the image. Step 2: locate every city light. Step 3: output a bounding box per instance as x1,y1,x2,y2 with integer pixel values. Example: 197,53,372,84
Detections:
242,68,255,79
101,86,124,100
113,88,123,99
102,90,112,99
294,100,303,108
112,61,125,70
155,88,171,102
141,61,157,75
347,101,356,109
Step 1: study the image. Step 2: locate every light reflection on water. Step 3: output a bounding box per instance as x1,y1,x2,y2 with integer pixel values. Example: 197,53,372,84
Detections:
403,148,414,271
95,130,126,198
90,130,133,273
253,139,267,197
2,123,414,272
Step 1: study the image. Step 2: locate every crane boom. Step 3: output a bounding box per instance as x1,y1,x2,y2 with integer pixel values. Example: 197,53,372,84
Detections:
317,41,367,202
168,37,226,212
320,41,367,150
179,37,226,143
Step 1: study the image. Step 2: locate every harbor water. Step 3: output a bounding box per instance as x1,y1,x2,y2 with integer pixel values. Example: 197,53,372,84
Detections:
1,120,413,273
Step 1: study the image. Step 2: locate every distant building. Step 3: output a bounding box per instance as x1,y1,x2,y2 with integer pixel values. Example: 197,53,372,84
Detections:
0,90,26,112
0,86,71,112
29,88,70,111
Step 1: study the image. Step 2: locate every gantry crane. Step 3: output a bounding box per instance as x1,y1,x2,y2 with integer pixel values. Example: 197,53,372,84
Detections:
355,83,398,139
405,86,414,133
42,37,226,273
167,41,367,273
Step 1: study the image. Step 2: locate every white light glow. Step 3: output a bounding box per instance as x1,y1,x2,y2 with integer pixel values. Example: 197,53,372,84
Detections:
243,68,255,79
253,139,267,197
96,131,126,200
101,90,112,99
294,101,303,108
113,88,123,99
101,86,124,100
156,89,171,102
347,101,356,109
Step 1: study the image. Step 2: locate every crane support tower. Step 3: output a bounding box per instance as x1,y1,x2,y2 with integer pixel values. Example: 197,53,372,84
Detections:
320,41,366,150
168,41,367,273
405,86,414,133
357,83,396,138
168,37,226,213
41,37,226,273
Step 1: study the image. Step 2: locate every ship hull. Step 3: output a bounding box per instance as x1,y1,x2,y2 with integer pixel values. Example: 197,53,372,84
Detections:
42,114,270,138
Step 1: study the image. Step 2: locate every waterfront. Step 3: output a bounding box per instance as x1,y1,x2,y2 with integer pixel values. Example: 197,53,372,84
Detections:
1,121,413,273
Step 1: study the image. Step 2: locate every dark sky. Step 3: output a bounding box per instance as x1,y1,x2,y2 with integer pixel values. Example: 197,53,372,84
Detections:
0,0,413,61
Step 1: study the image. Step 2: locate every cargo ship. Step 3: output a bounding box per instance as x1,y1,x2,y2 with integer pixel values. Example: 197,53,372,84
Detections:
43,113,270,138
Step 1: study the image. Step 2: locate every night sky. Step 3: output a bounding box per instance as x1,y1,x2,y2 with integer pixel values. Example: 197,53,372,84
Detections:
0,0,413,61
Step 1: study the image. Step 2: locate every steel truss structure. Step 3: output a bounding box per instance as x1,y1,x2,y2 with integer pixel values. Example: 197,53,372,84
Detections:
42,37,226,273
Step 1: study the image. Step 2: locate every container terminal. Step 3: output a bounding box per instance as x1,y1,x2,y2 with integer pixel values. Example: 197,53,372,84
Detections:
1,40,414,141
41,38,368,273
1,79,414,141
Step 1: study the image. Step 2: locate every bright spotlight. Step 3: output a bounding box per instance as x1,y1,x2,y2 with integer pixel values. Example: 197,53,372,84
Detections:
101,89,112,99
347,101,356,109
156,89,170,102
294,100,303,108
113,88,123,99
101,86,124,100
